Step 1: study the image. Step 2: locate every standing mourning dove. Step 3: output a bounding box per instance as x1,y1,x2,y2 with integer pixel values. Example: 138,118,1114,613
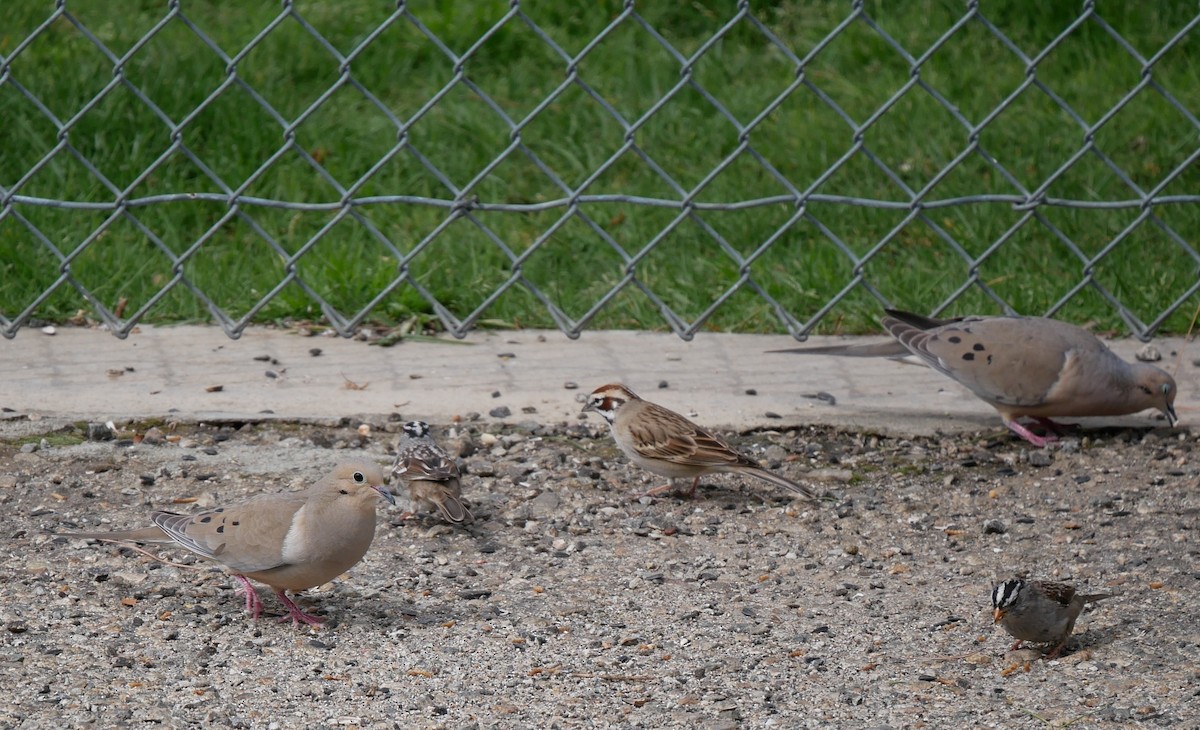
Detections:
770,309,1178,446
62,460,395,626
581,383,815,499
390,421,473,524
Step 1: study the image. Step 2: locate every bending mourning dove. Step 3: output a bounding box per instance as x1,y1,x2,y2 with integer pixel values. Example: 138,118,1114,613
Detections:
771,309,1177,446
390,421,472,524
582,383,815,499
62,461,395,626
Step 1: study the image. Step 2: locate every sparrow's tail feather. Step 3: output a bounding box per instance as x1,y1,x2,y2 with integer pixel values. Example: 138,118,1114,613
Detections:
435,496,474,524
743,467,815,499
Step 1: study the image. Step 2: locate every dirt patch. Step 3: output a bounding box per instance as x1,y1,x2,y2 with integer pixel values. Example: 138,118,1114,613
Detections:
1,417,1196,728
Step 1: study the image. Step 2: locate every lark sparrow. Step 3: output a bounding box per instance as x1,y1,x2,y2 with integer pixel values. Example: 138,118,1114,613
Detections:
581,383,814,499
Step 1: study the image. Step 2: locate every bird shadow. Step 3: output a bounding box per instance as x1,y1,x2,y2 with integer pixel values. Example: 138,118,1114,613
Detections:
986,423,1173,449
625,480,801,509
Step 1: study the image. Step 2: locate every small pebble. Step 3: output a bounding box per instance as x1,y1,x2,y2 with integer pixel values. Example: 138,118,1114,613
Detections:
564,382,578,390
1134,344,1161,362
309,348,322,357
983,519,1007,535
41,326,56,336
1028,451,1052,467
489,406,511,418
745,388,757,395
658,380,669,389
86,423,114,441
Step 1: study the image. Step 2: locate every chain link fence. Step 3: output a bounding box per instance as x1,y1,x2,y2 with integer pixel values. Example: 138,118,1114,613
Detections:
2,1,1198,341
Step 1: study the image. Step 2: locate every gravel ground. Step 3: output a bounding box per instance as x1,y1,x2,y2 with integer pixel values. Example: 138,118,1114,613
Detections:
1,415,1198,729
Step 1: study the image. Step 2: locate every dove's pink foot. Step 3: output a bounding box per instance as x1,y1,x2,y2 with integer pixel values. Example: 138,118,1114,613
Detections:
1009,639,1024,651
1004,420,1054,447
274,590,326,626
233,575,264,619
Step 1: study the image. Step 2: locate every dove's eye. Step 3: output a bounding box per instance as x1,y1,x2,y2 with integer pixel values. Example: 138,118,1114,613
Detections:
352,471,365,483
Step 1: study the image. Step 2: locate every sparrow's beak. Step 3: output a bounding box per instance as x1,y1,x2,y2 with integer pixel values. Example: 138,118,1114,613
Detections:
581,402,595,414
1165,403,1178,427
372,485,397,506
992,608,1005,623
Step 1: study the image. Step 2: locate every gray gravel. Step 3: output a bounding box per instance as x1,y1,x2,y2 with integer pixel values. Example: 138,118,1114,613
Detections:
2,416,1198,728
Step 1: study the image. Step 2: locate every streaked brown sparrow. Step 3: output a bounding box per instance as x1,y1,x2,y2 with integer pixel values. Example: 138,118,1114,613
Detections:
391,421,473,524
581,383,814,499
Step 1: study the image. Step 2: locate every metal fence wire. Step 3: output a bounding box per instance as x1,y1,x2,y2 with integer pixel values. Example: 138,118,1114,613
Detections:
2,1,1199,341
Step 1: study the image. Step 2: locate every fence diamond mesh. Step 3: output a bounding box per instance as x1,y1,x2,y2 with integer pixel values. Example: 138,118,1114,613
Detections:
1,1,1198,341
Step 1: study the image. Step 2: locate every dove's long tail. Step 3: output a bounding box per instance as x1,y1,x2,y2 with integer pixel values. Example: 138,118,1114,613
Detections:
58,526,171,543
768,309,965,357
767,341,911,358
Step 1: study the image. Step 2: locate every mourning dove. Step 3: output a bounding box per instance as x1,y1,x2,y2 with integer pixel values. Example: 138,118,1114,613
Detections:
62,461,395,626
771,309,1178,446
390,421,473,524
582,383,815,499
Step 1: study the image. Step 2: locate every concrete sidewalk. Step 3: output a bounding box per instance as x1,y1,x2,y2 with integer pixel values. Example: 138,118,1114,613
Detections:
3,325,1194,437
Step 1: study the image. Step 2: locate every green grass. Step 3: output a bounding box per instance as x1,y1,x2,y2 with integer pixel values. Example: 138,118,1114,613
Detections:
1,1,1198,335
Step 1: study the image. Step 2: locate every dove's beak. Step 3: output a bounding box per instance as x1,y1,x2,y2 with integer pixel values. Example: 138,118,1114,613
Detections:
992,608,1006,623
372,485,397,506
1165,403,1178,427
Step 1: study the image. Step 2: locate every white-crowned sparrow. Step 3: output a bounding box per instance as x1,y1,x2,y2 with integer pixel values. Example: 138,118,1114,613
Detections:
991,578,1112,659
581,383,814,499
391,421,473,524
